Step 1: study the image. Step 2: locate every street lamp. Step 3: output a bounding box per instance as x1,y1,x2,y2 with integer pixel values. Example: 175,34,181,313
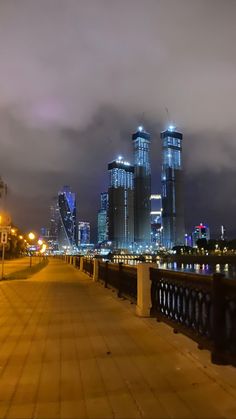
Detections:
28,232,36,267
28,232,35,241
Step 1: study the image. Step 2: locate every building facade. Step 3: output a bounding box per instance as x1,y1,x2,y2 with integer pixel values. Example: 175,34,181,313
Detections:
150,194,163,247
192,223,210,246
97,192,108,244
108,157,134,249
57,186,77,252
132,126,151,247
78,221,90,246
161,126,185,248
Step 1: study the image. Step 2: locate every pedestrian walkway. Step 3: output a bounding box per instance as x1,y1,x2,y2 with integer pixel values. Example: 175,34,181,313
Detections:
2,257,36,278
0,259,235,419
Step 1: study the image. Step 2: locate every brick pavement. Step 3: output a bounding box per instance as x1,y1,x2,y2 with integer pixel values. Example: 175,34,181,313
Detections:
0,259,235,419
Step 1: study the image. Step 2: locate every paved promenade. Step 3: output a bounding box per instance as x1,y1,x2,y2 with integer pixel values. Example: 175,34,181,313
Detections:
2,257,37,278
0,259,235,419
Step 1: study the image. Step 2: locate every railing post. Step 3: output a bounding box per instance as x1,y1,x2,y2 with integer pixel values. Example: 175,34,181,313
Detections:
73,256,76,267
93,259,99,281
105,261,109,288
80,256,84,272
211,273,227,365
136,263,155,317
117,262,123,298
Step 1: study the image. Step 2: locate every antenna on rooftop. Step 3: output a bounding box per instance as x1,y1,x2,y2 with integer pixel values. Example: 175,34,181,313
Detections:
164,107,180,132
165,107,171,126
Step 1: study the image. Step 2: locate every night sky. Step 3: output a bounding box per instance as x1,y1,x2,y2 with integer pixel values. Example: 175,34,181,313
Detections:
1,0,236,239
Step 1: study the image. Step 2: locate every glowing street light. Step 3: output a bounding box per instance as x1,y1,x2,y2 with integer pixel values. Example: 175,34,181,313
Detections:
28,232,36,267
38,239,43,246
28,232,35,241
40,243,47,254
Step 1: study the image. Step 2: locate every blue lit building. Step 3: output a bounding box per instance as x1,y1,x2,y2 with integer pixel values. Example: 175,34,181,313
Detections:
161,126,185,248
150,194,163,247
132,126,151,247
78,221,90,245
97,192,108,244
57,186,77,252
108,157,134,249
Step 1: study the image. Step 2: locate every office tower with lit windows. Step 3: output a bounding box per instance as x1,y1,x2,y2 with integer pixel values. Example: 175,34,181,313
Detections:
150,194,163,247
161,126,185,248
78,221,90,245
192,223,210,247
49,197,59,239
132,126,151,246
97,192,108,244
57,185,77,252
108,157,134,249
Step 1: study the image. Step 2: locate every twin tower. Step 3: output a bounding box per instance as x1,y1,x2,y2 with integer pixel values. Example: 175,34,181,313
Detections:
107,126,185,250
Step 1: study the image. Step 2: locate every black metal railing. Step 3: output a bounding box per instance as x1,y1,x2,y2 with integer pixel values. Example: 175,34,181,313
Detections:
75,256,80,269
83,258,94,277
98,261,137,302
150,268,236,366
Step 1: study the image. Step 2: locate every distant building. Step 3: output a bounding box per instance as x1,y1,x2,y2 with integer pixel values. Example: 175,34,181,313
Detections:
161,126,185,248
57,186,77,252
132,126,151,246
108,157,134,249
192,223,210,246
78,222,90,245
49,197,59,240
220,225,225,241
185,234,193,247
97,192,108,244
150,194,162,246
40,227,49,238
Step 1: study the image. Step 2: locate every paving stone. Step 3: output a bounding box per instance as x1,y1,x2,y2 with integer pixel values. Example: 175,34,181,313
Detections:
60,400,87,419
85,396,113,419
6,403,35,419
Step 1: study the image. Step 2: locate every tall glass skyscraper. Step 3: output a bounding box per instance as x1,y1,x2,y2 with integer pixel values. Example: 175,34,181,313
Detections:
57,185,77,252
97,192,108,244
78,221,90,245
161,126,185,248
108,157,134,249
132,126,151,246
48,196,59,251
150,194,163,247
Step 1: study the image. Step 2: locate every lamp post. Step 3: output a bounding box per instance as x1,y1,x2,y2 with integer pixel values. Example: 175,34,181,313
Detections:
38,239,43,262
28,232,36,267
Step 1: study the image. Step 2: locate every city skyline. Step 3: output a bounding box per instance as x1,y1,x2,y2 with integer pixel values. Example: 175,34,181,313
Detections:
5,121,236,242
1,1,236,238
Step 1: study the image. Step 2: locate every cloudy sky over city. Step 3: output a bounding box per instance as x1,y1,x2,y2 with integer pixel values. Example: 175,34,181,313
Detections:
0,0,236,237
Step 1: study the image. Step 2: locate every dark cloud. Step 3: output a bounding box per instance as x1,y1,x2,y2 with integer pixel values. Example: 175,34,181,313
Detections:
0,0,235,237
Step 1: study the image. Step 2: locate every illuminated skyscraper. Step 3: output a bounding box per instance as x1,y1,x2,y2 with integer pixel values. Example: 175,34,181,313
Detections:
132,126,151,246
150,194,162,247
192,223,210,246
97,192,108,244
78,221,90,245
57,186,77,252
161,126,185,248
108,157,134,249
49,197,59,240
